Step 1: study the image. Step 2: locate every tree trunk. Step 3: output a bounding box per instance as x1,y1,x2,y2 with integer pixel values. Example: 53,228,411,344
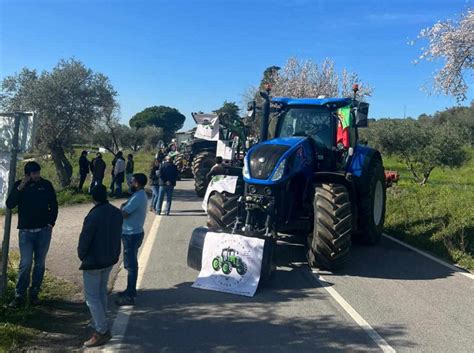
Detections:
420,167,434,186
49,142,73,187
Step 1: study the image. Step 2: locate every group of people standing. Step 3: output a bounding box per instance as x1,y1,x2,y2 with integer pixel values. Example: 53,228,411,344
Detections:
78,150,135,197
5,147,182,348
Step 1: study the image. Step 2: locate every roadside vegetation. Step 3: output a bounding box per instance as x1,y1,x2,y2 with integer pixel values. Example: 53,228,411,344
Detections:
383,149,474,270
0,252,88,351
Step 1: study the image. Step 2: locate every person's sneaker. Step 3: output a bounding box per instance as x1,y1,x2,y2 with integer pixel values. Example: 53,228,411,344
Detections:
29,295,40,306
117,290,129,298
115,296,135,306
83,330,112,348
8,296,25,309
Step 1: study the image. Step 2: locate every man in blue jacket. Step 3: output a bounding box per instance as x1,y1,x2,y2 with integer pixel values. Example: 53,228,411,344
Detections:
78,185,122,347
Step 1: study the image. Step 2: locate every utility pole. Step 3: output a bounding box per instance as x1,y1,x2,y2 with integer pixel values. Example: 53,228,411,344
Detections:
0,113,22,296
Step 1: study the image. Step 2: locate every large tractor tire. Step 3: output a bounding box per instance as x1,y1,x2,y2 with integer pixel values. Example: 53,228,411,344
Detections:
174,153,193,179
192,151,216,197
308,183,352,271
354,157,386,245
207,192,240,230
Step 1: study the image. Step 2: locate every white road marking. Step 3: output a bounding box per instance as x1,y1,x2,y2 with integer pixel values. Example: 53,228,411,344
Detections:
105,215,163,351
383,233,474,280
312,270,396,353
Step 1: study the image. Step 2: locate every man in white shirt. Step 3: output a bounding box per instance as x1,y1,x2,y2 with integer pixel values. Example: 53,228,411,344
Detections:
113,151,126,197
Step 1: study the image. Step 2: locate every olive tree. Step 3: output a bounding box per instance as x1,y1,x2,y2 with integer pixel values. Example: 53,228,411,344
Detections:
0,58,117,187
365,119,468,185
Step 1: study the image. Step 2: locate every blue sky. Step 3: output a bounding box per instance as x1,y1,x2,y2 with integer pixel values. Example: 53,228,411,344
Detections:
1,0,472,130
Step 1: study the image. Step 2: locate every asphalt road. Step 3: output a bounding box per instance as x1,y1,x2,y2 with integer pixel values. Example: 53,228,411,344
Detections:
107,180,472,352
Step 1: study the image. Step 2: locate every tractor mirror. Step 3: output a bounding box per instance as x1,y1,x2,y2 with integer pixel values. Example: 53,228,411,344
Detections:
354,102,369,128
247,101,256,120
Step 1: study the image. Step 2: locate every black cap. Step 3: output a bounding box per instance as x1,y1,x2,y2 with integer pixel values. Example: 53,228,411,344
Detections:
24,161,41,175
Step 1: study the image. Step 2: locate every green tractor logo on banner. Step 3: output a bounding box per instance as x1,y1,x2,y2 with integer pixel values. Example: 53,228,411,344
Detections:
212,247,247,276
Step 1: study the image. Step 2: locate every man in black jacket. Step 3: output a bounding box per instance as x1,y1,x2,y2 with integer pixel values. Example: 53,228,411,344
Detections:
6,161,58,308
156,156,179,215
78,150,90,191
78,185,122,348
90,152,106,193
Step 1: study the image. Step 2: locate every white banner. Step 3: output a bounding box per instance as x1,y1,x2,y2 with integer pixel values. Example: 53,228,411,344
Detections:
194,116,219,141
202,175,238,212
192,232,264,297
216,140,234,161
0,152,10,209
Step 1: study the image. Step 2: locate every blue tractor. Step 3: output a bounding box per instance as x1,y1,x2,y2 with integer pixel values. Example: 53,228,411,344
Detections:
188,86,386,274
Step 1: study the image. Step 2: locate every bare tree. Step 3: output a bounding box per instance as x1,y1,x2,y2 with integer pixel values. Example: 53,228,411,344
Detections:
414,9,474,101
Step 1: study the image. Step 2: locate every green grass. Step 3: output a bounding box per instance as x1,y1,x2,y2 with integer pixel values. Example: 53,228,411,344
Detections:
0,252,85,352
383,148,474,270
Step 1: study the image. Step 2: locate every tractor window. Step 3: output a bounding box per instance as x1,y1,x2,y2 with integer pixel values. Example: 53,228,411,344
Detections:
278,107,333,148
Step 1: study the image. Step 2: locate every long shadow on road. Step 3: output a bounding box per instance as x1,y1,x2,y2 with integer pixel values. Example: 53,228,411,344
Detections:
125,274,415,353
277,232,458,281
122,240,416,352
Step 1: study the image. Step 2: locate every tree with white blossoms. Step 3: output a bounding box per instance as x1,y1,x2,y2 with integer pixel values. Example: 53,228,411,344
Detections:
243,57,373,105
242,57,373,136
271,57,373,99
415,9,474,101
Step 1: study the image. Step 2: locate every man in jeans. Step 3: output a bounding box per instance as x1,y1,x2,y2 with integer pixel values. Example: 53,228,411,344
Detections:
156,156,179,215
78,185,122,347
6,161,58,308
115,173,148,306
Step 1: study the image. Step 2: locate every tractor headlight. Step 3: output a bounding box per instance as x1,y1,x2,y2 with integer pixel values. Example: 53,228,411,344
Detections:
243,157,250,178
271,158,287,181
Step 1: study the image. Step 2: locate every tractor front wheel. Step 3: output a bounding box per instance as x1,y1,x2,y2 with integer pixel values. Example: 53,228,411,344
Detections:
308,183,352,271
222,261,232,275
207,191,241,231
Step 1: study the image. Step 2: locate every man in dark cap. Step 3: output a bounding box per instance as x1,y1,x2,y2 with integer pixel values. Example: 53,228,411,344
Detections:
6,161,58,308
78,184,122,347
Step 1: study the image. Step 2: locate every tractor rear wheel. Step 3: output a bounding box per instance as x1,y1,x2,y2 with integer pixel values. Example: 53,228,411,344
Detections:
308,183,352,270
192,151,216,197
207,191,240,230
354,157,386,245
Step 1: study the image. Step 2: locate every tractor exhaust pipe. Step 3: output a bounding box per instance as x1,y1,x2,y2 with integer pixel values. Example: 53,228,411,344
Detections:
259,85,271,142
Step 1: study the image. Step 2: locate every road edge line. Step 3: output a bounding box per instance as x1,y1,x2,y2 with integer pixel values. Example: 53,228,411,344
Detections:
105,215,163,351
312,271,396,353
382,233,474,280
